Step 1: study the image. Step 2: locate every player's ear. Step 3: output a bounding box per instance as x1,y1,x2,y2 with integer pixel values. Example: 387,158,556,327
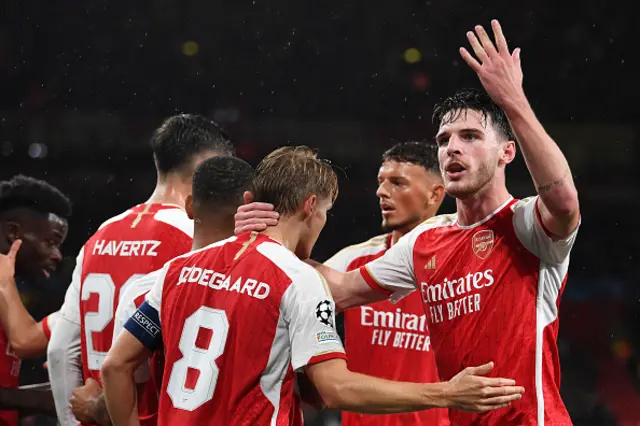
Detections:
303,194,318,220
429,183,446,207
500,140,516,165
243,191,255,204
4,221,21,244
185,195,194,220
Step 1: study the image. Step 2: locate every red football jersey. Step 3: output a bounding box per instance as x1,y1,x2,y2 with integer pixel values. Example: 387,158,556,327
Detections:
144,232,346,426
60,203,192,426
0,305,59,426
325,233,449,426
360,197,579,426
0,327,20,426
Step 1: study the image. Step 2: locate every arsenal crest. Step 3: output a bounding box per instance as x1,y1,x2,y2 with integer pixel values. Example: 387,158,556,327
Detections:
472,230,494,259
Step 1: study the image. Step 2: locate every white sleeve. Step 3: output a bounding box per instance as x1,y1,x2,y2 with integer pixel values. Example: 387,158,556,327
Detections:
59,248,84,326
361,230,417,301
144,263,170,314
47,317,82,426
113,270,161,343
323,248,353,273
114,272,162,384
512,196,580,265
284,268,346,372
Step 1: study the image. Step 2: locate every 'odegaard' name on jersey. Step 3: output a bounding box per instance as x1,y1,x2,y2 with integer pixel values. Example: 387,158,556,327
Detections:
92,240,161,257
177,266,270,300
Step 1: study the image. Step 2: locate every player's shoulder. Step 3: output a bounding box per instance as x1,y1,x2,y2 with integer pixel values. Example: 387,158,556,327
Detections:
337,234,389,257
96,203,193,238
96,208,134,232
412,213,458,236
325,234,389,269
255,240,320,284
152,204,193,238
510,196,537,212
169,236,238,266
127,269,164,295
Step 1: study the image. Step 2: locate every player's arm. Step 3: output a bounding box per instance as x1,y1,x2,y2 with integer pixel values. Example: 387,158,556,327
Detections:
0,276,54,357
102,301,162,426
48,249,85,426
102,269,166,426
0,241,54,358
460,20,579,238
307,359,522,413
310,232,417,311
288,269,524,414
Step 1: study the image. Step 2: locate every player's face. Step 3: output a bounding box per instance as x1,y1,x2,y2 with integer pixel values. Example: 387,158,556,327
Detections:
376,160,441,233
15,213,68,283
296,196,333,259
436,109,505,199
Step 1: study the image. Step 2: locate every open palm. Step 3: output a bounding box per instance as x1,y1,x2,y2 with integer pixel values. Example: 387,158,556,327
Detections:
460,20,525,109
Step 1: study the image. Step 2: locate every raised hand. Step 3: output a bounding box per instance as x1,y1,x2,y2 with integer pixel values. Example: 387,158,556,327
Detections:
0,240,21,285
234,191,280,234
444,362,524,413
460,20,525,109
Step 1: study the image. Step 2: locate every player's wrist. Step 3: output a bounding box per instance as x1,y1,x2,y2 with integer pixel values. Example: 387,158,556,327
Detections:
421,382,450,409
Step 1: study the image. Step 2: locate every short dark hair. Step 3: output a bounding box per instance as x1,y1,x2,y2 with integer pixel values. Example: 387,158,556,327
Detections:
192,156,254,209
0,175,72,218
382,141,440,175
252,146,338,216
150,114,235,175
432,88,515,141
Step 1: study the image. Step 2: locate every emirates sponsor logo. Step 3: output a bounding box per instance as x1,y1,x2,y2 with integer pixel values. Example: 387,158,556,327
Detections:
360,306,431,352
420,269,494,304
472,230,494,259
420,269,495,324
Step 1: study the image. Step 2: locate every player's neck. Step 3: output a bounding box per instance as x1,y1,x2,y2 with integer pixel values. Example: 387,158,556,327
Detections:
146,175,190,208
192,218,235,250
455,183,511,226
390,211,437,245
260,216,302,253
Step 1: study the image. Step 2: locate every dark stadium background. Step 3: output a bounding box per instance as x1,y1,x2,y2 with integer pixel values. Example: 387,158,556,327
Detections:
2,0,637,425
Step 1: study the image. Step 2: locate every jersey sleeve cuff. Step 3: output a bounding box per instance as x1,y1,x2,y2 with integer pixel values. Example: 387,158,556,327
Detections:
359,265,393,296
535,197,581,240
305,351,347,369
42,316,52,341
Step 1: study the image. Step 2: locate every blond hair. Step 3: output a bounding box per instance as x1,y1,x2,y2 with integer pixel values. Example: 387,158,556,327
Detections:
252,146,338,215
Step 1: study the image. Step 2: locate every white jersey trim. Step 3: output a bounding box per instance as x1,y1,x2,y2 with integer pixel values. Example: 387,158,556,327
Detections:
324,234,389,272
97,210,133,231
455,196,514,229
154,208,194,238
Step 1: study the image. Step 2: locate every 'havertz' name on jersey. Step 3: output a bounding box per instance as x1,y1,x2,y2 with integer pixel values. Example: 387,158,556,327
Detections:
177,265,270,300
92,240,161,257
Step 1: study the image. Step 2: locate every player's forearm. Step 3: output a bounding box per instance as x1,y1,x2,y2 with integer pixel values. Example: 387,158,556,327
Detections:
101,365,139,426
47,319,84,426
322,372,447,414
91,393,113,426
0,278,48,358
502,97,578,216
0,387,56,415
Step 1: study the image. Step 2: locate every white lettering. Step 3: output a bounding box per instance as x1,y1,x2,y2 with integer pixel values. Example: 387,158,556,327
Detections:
420,269,494,303
176,267,271,300
91,240,161,257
